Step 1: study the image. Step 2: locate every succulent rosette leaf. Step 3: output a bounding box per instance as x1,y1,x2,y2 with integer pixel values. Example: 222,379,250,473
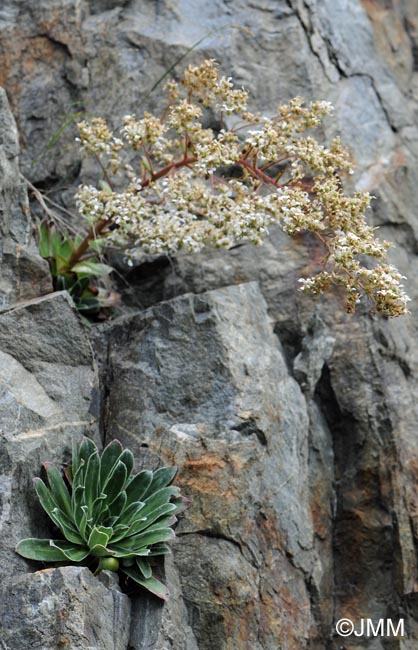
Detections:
16,438,189,600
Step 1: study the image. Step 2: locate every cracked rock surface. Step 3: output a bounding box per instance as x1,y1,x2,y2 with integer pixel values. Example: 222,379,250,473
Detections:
0,567,131,649
1,1,418,649
100,283,317,648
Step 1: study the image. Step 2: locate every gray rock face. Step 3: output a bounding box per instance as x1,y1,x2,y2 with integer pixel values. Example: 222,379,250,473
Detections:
0,1,418,649
101,283,329,648
0,87,51,309
0,292,99,582
0,566,131,650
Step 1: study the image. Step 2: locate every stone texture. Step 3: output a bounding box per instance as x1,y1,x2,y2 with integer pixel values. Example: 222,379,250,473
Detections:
1,1,418,649
100,283,329,649
0,87,51,309
0,291,99,583
0,566,131,650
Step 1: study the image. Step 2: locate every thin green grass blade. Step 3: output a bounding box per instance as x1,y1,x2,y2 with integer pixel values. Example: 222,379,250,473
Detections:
144,25,253,100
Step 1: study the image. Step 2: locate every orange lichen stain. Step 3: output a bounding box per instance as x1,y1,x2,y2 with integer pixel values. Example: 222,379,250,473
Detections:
256,509,287,553
24,37,65,72
36,568,56,575
360,0,388,20
391,148,408,169
0,33,66,106
259,583,310,648
223,600,258,649
336,602,363,622
176,453,243,497
310,480,331,540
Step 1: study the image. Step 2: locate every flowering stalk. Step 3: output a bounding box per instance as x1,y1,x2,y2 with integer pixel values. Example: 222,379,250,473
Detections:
70,59,409,316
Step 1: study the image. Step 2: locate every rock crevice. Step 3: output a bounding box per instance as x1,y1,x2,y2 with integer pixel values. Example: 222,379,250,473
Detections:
1,1,418,648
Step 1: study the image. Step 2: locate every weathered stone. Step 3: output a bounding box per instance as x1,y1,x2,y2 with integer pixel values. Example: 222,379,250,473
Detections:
0,566,131,650
0,291,99,583
100,283,326,648
129,556,199,650
294,315,335,396
0,87,51,309
1,0,418,648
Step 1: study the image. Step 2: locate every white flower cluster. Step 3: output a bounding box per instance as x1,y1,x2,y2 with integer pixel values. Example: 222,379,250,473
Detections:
75,60,410,316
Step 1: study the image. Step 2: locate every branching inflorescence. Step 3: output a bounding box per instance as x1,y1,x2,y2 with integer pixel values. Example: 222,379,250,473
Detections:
71,59,409,316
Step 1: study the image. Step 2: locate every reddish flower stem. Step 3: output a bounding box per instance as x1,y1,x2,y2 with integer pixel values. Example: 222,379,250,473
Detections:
237,158,282,188
66,156,197,269
67,154,289,270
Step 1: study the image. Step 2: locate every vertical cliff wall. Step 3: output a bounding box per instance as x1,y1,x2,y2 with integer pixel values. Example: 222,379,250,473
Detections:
1,1,418,648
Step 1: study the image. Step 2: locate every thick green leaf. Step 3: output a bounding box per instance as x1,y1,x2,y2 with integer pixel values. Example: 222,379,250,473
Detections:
110,527,175,554
125,503,177,537
99,440,123,488
89,543,115,558
71,438,81,479
111,524,130,539
171,495,192,515
78,508,88,541
72,459,86,495
16,538,73,562
50,540,90,561
111,506,147,543
16,538,89,563
108,491,127,519
50,508,84,545
72,261,113,277
92,492,109,522
72,484,86,530
71,446,89,501
87,526,113,555
84,450,100,515
102,461,127,506
113,501,145,528
64,464,73,486
70,276,91,296
43,463,72,519
33,478,71,536
136,557,152,579
121,567,169,601
147,544,172,557
88,526,111,550
17,437,187,601
79,438,98,467
139,487,180,522
109,546,150,559
142,467,177,500
38,223,52,258
119,449,134,478
50,230,64,258
57,238,73,261
125,470,153,505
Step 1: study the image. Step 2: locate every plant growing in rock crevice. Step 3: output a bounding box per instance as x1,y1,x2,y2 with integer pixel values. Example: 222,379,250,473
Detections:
40,59,409,317
16,438,189,600
37,222,117,315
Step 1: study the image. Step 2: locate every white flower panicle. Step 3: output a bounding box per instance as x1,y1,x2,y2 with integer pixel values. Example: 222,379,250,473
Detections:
75,59,410,317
